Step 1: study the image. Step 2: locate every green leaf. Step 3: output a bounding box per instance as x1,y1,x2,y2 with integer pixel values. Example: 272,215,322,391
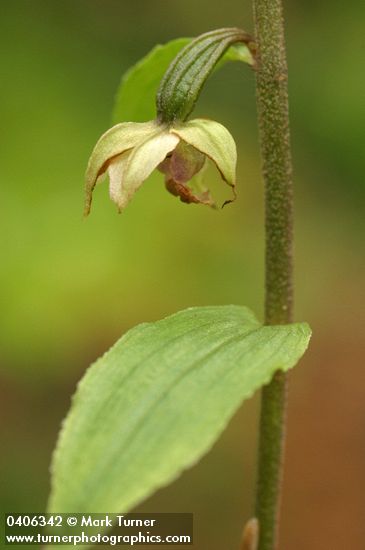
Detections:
48,306,310,515
112,38,253,124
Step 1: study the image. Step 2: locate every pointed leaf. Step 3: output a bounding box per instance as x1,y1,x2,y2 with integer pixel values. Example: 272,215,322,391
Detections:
49,306,310,515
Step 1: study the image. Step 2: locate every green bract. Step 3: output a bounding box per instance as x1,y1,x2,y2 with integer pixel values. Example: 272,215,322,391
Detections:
84,118,237,214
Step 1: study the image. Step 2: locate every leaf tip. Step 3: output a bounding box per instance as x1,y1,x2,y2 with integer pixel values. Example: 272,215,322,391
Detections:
241,518,259,550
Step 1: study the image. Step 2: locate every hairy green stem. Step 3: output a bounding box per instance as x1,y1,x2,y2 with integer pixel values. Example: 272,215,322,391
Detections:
253,0,294,548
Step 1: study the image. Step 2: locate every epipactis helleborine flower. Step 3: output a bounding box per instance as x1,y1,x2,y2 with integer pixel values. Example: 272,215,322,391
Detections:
84,118,237,215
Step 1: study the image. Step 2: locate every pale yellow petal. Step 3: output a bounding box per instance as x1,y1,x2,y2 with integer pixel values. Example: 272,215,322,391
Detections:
171,118,237,188
118,132,180,210
84,121,159,215
107,150,133,209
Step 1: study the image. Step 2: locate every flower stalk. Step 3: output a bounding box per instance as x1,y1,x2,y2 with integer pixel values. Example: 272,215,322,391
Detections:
156,28,255,123
252,0,294,548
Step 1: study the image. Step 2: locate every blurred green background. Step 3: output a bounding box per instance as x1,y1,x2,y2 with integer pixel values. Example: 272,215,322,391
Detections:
1,1,364,549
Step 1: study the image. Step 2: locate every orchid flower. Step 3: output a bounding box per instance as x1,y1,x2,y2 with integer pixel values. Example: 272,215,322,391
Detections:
84,118,237,214
84,28,254,214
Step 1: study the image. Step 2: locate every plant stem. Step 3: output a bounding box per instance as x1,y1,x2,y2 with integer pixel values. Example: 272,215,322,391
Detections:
252,0,294,548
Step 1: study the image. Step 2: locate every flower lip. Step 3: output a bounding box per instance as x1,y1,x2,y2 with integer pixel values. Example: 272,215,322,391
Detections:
158,140,213,206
